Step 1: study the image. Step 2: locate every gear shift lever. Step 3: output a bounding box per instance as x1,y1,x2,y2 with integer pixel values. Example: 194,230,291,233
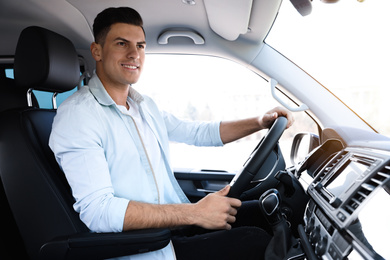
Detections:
259,188,282,225
259,189,303,260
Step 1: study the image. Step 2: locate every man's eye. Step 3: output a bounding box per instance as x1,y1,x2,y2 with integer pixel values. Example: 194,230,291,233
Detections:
137,45,145,49
117,42,126,46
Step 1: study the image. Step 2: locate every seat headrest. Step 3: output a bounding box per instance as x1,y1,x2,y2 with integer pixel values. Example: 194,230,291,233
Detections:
14,26,80,93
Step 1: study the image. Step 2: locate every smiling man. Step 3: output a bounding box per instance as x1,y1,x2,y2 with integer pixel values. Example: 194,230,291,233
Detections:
90,22,145,109
49,7,293,260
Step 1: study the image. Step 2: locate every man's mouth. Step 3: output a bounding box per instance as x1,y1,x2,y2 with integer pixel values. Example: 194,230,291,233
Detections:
122,64,139,70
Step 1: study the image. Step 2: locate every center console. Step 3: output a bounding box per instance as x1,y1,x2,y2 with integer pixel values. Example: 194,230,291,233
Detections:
300,147,390,259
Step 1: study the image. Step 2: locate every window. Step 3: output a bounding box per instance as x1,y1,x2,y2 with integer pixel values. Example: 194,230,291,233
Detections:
5,68,77,108
136,55,317,171
266,0,390,136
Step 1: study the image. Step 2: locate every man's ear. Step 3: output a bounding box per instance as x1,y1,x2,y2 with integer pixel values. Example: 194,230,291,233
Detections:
90,42,102,62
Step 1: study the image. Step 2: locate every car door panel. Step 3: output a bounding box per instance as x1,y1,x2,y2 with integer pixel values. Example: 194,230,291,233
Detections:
174,169,235,202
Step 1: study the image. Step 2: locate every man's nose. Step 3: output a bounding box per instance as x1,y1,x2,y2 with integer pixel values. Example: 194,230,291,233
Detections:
127,44,140,60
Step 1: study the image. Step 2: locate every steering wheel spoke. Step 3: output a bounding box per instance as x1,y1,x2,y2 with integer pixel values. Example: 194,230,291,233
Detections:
228,116,288,198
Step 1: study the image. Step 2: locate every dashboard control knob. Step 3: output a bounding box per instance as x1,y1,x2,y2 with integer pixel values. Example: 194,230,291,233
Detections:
329,197,342,208
314,182,323,191
305,217,315,234
315,236,328,256
309,226,321,244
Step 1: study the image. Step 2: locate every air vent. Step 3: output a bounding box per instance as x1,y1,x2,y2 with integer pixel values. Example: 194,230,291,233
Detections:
343,163,390,215
315,151,348,182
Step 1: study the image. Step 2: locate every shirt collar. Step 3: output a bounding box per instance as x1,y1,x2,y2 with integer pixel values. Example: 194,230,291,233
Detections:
128,84,144,104
88,73,144,107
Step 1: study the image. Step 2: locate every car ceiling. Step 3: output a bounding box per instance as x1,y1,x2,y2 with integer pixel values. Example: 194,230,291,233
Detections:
0,0,282,70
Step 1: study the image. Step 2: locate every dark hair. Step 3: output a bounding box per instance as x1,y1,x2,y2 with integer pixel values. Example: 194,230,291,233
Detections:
93,7,144,45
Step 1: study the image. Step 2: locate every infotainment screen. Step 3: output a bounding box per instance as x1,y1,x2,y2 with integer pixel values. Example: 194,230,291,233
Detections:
325,160,368,198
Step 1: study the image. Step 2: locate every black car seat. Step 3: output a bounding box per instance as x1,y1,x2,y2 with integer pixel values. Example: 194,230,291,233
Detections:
0,26,170,260
0,74,38,112
0,65,37,259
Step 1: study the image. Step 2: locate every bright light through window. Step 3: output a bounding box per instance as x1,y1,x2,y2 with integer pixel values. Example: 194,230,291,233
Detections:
135,55,317,171
267,0,390,137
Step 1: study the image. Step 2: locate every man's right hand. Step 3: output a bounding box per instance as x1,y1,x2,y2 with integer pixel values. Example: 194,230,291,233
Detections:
191,185,242,230
122,185,242,231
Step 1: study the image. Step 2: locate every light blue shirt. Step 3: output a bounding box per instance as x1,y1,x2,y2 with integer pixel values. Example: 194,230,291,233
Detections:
49,73,223,259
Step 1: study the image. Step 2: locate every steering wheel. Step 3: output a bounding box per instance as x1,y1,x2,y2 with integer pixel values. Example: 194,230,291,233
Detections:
227,116,288,199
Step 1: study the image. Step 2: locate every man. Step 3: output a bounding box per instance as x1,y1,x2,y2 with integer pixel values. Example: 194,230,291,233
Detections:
49,7,294,260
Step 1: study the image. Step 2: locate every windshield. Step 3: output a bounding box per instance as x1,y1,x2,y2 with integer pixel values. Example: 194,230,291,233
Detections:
267,0,390,137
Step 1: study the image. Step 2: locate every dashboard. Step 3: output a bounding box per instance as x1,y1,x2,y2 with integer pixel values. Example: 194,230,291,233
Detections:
298,141,390,260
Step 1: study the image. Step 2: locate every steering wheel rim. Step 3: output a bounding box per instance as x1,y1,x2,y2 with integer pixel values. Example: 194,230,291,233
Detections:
228,116,288,198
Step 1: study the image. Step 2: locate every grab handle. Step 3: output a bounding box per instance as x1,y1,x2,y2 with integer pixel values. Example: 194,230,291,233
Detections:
270,78,308,112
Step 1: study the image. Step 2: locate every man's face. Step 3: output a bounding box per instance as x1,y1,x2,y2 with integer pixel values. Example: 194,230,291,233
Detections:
92,23,146,88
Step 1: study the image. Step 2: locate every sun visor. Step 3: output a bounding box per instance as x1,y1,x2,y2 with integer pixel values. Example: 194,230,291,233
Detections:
204,0,253,41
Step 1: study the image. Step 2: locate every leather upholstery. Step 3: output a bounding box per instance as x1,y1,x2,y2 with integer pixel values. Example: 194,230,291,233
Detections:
0,26,83,259
14,26,80,93
0,76,38,112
